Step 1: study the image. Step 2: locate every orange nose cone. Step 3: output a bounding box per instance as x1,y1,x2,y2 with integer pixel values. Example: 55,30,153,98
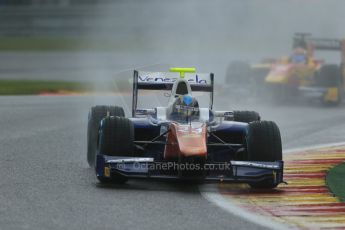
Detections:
164,123,208,159
177,133,207,157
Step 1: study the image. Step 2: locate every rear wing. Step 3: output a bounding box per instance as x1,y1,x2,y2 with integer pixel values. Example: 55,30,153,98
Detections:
132,70,214,117
293,33,345,62
307,38,345,63
307,38,344,51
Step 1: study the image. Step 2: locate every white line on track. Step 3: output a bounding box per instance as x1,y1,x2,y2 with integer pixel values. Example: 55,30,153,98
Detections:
200,189,291,230
200,141,345,230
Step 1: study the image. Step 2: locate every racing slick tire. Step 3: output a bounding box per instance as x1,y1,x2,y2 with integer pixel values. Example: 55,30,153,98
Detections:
316,64,343,105
87,105,125,167
231,111,260,123
246,121,282,189
97,116,134,183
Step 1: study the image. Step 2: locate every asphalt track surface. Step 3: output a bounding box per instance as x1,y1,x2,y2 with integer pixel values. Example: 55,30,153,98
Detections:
1,95,345,230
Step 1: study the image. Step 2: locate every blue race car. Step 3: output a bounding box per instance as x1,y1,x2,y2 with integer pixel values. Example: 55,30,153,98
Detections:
87,67,284,188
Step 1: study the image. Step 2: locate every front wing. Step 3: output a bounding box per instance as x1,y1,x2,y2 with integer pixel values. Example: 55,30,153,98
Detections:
96,155,284,185
299,86,339,102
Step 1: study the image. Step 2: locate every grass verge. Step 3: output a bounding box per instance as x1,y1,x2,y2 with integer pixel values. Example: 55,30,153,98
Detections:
0,37,147,52
0,37,83,51
327,163,345,202
0,80,93,95
0,37,125,51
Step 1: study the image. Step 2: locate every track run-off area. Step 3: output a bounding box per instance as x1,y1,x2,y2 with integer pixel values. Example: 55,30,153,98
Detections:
202,144,345,229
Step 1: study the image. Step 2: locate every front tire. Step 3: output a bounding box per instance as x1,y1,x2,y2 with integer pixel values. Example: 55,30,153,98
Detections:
316,65,342,105
97,116,135,183
87,105,125,167
246,121,282,188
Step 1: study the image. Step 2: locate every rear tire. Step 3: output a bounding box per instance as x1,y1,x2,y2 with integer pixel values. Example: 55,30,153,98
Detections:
97,116,134,184
315,65,342,105
316,64,341,87
231,111,260,123
87,105,125,167
246,121,282,188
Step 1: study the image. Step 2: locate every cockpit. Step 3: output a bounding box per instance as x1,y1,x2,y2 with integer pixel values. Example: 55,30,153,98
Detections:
167,94,200,123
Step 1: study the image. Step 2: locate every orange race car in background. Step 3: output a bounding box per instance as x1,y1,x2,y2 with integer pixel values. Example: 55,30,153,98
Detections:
226,33,345,105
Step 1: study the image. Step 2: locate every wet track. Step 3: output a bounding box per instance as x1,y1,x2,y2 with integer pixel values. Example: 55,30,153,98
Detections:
2,0,345,228
0,95,344,230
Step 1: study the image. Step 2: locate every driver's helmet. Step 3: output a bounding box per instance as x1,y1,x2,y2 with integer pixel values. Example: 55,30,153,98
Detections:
170,94,199,122
291,54,307,63
291,47,307,63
